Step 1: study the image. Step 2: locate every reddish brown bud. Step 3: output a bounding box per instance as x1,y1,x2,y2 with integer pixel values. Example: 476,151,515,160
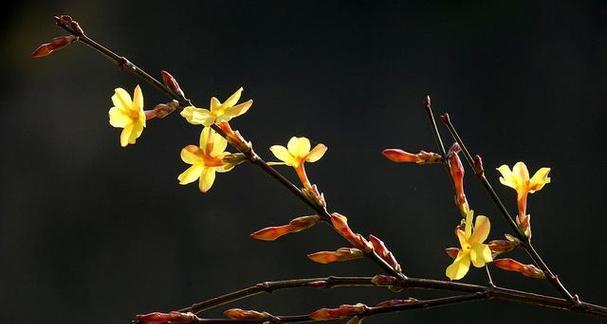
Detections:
445,247,460,259
448,143,468,215
368,234,402,272
330,213,372,251
55,15,84,36
488,238,519,257
493,258,546,279
250,215,320,241
309,303,368,320
307,247,364,264
134,311,198,324
161,70,185,98
32,35,77,58
382,149,442,164
517,213,532,239
440,112,451,124
474,154,485,176
423,95,431,110
374,298,418,308
224,308,271,320
302,184,327,208
217,122,252,153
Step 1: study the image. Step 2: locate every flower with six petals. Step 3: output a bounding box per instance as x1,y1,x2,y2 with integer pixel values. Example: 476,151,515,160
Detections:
269,136,327,188
446,210,493,280
180,87,252,126
178,127,236,192
108,85,146,147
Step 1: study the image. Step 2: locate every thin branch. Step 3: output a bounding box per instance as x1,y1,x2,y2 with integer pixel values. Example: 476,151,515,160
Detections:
53,16,405,281
439,113,578,305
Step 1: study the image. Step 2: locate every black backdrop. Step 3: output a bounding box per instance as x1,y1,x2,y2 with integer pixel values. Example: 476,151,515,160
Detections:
1,1,606,323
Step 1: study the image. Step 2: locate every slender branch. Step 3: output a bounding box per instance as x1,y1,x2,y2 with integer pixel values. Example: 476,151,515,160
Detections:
53,16,405,281
439,113,578,305
173,275,607,319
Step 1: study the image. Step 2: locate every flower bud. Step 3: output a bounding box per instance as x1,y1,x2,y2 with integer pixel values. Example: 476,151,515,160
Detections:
374,298,418,308
309,303,368,320
382,149,442,164
134,311,198,324
160,70,185,98
488,238,519,257
302,184,327,208
32,35,77,58
224,308,272,320
250,215,320,241
493,258,546,279
307,247,364,264
330,213,373,251
448,142,468,215
368,234,402,272
217,121,252,153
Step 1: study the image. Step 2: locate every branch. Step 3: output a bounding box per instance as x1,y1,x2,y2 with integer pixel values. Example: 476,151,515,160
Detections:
51,15,404,280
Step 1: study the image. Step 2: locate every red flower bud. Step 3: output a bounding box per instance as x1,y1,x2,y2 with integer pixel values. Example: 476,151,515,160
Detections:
382,149,442,164
309,303,368,320
368,234,402,272
32,35,77,58
224,308,271,320
371,275,399,286
134,311,198,324
161,70,185,98
250,215,320,241
307,247,364,264
374,298,418,308
330,213,372,251
493,258,546,279
448,143,468,214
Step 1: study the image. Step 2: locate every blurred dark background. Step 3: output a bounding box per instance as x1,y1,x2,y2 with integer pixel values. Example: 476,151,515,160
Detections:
2,1,607,323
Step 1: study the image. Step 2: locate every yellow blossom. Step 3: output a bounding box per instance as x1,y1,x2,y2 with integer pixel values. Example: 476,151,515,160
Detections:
446,210,492,280
108,85,146,147
180,87,252,126
496,162,551,217
178,127,235,193
269,136,327,188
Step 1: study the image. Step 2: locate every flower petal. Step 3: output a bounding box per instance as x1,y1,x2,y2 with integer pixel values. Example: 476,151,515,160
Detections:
305,144,327,163
199,167,216,192
178,164,204,185
512,162,529,188
470,243,493,267
270,145,295,165
112,88,132,109
469,215,490,244
211,132,228,156
120,124,133,147
216,163,235,173
446,252,471,280
224,99,252,118
224,87,243,108
109,107,131,128
210,97,221,111
132,85,143,111
497,165,516,189
181,106,214,126
529,167,551,193
129,121,144,144
181,145,201,165
199,127,212,152
287,137,310,158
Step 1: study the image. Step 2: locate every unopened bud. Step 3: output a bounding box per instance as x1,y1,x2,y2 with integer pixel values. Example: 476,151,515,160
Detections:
493,258,546,279
307,247,364,264
440,112,451,124
309,303,368,320
382,149,442,164
161,70,185,98
32,35,77,58
250,215,320,241
330,213,373,252
448,142,468,215
423,95,431,110
474,154,484,176
488,239,519,257
374,298,418,308
224,308,272,320
134,311,198,324
368,234,402,272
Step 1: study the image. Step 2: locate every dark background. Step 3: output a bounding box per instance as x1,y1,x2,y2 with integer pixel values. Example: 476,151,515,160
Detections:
2,1,606,323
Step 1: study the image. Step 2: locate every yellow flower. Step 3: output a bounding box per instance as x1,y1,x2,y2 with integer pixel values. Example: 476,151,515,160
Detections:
108,85,146,147
178,127,235,192
446,210,492,280
269,136,327,188
496,162,551,217
180,87,253,126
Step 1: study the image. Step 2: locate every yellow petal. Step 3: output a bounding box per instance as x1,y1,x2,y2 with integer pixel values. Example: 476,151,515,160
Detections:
180,145,201,164
120,124,133,147
210,97,221,111
181,106,215,126
270,145,295,165
112,88,132,109
470,243,493,267
287,137,311,158
305,144,327,163
456,228,467,248
469,215,490,244
529,167,551,193
178,164,204,185
464,209,473,239
446,252,471,280
224,99,253,118
109,107,131,128
129,121,144,144
132,85,143,111
216,163,235,173
497,165,516,189
512,162,530,188
199,167,216,192
199,127,212,152
211,132,228,156
224,87,243,108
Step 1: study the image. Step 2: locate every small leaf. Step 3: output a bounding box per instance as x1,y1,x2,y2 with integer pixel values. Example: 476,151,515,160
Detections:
308,247,364,264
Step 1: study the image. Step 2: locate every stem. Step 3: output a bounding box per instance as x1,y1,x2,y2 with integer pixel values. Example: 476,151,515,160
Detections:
439,113,578,305
53,16,405,281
